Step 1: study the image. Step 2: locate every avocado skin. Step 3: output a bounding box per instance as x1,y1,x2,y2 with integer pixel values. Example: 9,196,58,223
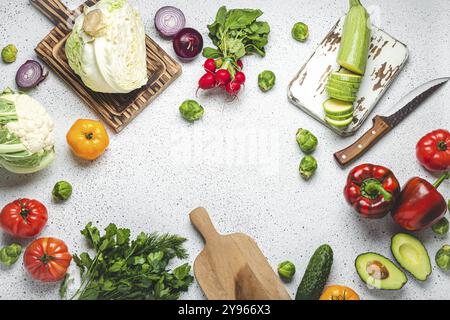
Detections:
390,233,432,281
296,244,333,300
354,252,407,290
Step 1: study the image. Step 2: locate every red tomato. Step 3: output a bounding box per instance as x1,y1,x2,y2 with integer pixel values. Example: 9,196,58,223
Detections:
416,129,450,173
24,237,72,282
0,199,48,238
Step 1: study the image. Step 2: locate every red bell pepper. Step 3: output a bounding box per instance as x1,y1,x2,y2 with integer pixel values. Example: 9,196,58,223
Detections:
416,129,450,173
391,172,448,231
344,164,401,219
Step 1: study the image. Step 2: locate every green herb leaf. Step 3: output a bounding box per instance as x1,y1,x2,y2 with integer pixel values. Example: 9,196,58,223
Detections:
224,9,263,30
202,47,222,59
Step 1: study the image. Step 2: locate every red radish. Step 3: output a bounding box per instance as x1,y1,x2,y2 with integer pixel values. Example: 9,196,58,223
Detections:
234,72,246,84
203,59,216,73
237,60,243,70
198,73,216,89
225,81,241,95
215,69,231,86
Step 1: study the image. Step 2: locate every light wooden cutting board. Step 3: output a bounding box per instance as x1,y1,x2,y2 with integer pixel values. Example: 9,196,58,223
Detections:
190,207,290,300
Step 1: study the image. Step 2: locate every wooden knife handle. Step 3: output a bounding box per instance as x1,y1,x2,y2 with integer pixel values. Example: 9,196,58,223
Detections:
190,207,219,243
30,0,99,27
334,116,392,167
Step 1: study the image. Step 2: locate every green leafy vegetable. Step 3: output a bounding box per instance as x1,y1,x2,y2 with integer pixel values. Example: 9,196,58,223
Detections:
1,44,17,63
291,22,309,42
296,129,318,154
203,6,270,60
432,218,449,235
59,274,74,299
0,243,22,266
278,261,296,282
258,70,276,92
436,245,450,271
52,181,73,202
299,155,318,180
68,223,193,300
179,100,204,122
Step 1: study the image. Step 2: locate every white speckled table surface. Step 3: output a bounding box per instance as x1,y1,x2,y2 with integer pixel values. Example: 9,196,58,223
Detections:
0,0,449,300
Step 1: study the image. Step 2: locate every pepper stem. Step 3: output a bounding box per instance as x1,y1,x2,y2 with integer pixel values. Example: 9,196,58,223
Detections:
433,172,449,189
362,178,393,201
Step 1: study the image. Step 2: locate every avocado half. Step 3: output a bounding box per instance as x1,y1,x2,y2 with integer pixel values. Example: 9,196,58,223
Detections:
355,253,407,290
391,233,431,281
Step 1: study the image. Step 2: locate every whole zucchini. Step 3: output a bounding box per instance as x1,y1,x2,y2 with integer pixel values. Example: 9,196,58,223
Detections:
295,244,333,300
337,0,371,75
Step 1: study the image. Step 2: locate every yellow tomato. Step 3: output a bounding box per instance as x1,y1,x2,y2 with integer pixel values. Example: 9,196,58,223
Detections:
66,119,109,160
320,285,360,300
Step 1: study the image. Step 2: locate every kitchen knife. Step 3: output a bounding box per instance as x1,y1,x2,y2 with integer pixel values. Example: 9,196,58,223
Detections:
334,77,449,167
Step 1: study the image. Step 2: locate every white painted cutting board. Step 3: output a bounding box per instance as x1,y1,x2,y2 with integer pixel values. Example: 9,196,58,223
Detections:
288,16,409,136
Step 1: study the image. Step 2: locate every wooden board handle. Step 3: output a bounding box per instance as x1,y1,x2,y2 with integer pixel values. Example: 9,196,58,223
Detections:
334,116,392,167
30,0,73,26
30,0,99,27
190,207,220,243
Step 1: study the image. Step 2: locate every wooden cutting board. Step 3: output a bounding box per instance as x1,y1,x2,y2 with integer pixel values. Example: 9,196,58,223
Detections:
190,207,290,300
31,0,182,133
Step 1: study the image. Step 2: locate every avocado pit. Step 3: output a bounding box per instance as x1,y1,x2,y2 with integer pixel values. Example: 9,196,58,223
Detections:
366,260,389,280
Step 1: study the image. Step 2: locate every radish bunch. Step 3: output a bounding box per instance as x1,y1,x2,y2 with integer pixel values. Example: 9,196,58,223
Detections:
198,58,246,96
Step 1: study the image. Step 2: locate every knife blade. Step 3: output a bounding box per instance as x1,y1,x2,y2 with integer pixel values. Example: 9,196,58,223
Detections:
334,77,449,168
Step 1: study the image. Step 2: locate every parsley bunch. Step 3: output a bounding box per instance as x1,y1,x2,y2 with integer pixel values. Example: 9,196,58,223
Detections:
64,223,193,300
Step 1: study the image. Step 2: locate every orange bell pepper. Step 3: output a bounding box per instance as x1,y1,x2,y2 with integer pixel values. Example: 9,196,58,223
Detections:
66,119,109,160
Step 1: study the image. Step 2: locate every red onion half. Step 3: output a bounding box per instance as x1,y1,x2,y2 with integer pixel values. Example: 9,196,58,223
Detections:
16,60,48,89
154,6,186,38
173,28,203,61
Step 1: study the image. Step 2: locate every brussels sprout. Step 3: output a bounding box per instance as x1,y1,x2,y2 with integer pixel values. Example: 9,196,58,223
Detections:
292,22,309,42
258,70,276,92
299,155,317,180
278,260,296,281
179,100,204,122
435,245,450,271
1,44,17,63
296,128,318,154
52,181,73,202
432,218,449,235
0,243,22,266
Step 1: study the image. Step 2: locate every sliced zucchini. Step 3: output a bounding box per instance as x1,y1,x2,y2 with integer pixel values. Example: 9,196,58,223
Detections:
325,116,353,128
327,78,360,90
326,84,358,97
323,98,354,116
330,72,362,83
326,111,354,121
326,87,357,102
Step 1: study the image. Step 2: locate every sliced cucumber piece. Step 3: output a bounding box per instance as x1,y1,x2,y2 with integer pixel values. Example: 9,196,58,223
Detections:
327,78,360,90
330,72,362,83
326,84,358,97
326,87,357,102
323,98,354,116
325,116,353,128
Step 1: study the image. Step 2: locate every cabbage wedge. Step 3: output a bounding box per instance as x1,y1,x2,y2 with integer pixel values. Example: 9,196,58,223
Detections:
66,0,148,94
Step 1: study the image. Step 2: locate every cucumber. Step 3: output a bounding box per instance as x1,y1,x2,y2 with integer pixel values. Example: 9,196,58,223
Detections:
323,98,354,115
337,0,371,75
295,244,333,300
325,116,353,128
330,72,362,83
326,87,357,102
327,78,360,90
326,84,358,97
